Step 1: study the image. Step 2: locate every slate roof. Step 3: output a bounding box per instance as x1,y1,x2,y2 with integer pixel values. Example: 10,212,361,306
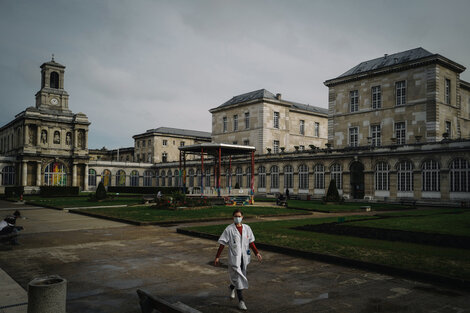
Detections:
214,89,328,115
143,127,211,139
336,47,433,79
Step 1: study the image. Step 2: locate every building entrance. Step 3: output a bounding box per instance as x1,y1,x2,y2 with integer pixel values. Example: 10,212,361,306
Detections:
350,161,364,199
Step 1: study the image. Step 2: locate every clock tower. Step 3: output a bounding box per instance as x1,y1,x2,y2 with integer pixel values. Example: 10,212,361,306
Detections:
35,55,70,112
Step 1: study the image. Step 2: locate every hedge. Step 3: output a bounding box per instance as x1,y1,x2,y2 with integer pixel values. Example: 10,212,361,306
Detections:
5,186,25,197
40,186,80,197
107,186,180,194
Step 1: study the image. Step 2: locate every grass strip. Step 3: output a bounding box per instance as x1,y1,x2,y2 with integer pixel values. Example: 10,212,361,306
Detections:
23,196,142,208
286,200,410,212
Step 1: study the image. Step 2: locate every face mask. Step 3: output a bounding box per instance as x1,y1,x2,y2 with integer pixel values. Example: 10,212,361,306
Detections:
234,217,243,224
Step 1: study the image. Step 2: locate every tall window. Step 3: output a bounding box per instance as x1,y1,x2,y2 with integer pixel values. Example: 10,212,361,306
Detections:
270,166,279,189
205,169,211,187
223,117,227,132
395,122,406,145
180,141,185,147
50,72,59,89
196,169,201,187
375,162,389,191
350,90,359,112
298,164,309,190
101,169,111,186
233,115,238,131
284,165,293,189
2,166,15,185
445,79,451,104
116,170,126,186
314,122,320,137
445,121,451,138
243,139,249,146
349,127,359,147
162,152,168,163
225,169,231,188
88,169,97,187
396,81,406,106
422,160,440,192
450,158,469,192
246,167,252,189
44,162,67,186
258,166,266,188
188,169,194,187
130,170,139,187
330,164,342,190
245,112,250,129
144,170,153,187
273,140,279,154
300,120,305,135
160,170,166,186
235,167,243,188
314,164,324,189
167,171,172,187
155,170,160,187
397,161,413,191
142,140,145,147
273,112,279,129
371,125,381,147
163,140,167,146
175,170,181,187
371,85,381,109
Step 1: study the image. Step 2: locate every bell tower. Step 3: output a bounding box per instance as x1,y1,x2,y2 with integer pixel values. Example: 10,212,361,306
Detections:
35,55,70,112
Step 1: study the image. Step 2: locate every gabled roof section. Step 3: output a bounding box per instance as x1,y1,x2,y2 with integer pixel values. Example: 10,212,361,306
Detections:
218,89,277,108
336,47,433,79
135,127,211,139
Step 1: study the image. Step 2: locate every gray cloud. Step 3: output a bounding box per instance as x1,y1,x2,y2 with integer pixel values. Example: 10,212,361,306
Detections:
1,0,469,148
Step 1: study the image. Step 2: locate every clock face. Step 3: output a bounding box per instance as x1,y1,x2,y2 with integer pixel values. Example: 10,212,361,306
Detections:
50,98,59,105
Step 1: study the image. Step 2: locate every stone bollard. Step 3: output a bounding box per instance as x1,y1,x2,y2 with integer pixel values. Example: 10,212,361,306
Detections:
28,275,67,313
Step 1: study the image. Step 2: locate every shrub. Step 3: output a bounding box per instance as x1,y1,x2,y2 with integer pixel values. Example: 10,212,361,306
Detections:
40,186,79,197
325,179,341,202
95,181,107,200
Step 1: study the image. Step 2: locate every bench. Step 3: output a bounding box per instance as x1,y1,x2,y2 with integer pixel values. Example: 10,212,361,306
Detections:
276,198,287,207
226,195,250,205
136,289,201,313
399,199,417,208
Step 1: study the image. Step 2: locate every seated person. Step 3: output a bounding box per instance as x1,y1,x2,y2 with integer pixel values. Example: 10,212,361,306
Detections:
0,212,23,245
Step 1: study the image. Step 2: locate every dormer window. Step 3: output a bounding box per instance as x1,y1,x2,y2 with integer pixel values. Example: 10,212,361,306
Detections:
50,72,59,89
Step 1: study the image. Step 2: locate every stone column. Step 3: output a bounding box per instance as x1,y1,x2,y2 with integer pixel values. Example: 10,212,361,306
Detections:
413,170,422,200
85,130,88,149
74,130,78,149
36,162,42,186
22,161,28,186
24,124,29,147
342,172,350,197
440,170,450,200
364,170,374,198
389,170,397,200
72,163,77,187
37,126,41,146
84,164,89,191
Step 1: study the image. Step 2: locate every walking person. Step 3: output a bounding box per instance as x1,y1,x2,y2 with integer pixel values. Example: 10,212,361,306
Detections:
214,209,262,310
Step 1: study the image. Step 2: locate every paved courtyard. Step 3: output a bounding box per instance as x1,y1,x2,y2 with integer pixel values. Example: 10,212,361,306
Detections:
0,200,469,313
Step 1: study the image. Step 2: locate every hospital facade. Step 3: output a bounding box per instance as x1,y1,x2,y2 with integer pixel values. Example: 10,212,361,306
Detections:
1,48,469,204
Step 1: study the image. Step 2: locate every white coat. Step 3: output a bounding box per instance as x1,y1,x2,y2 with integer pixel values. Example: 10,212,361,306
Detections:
218,223,255,290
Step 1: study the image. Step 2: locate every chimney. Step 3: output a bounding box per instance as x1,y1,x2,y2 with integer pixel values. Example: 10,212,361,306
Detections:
276,93,282,100
384,54,388,58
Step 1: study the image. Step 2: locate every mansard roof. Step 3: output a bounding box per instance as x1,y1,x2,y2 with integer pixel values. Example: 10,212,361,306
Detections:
211,88,328,115
133,127,211,139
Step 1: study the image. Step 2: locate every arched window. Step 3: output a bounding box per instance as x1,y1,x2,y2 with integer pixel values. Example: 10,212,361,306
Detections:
88,169,97,187
270,165,279,189
116,170,126,186
167,170,172,187
130,170,139,187
299,164,309,190
144,170,153,187
422,160,440,192
397,161,413,191
160,170,166,187
235,167,243,188
314,164,325,189
284,165,293,189
225,169,231,188
246,167,252,189
188,169,195,187
174,170,180,187
50,71,59,89
44,162,67,186
155,170,160,187
2,166,15,186
375,162,390,191
101,169,111,187
258,166,266,188
196,169,202,187
450,158,469,192
330,164,342,190
205,169,211,188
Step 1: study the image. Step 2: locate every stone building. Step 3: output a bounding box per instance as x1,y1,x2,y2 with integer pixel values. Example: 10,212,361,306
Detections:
0,57,90,193
210,89,328,154
324,48,470,149
132,127,211,163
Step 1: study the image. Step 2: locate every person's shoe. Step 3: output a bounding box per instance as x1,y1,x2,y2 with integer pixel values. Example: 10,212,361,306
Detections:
238,300,247,311
229,287,236,300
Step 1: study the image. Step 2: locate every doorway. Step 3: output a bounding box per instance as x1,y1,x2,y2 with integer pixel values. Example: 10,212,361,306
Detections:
350,161,364,199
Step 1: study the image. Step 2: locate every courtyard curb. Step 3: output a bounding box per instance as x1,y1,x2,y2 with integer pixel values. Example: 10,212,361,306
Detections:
176,228,470,290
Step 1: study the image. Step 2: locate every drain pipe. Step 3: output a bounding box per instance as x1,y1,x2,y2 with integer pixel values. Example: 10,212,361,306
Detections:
28,275,67,313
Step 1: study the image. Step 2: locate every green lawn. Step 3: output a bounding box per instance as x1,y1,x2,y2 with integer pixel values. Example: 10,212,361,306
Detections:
23,196,142,208
185,216,470,280
287,200,409,212
349,210,470,236
79,205,309,223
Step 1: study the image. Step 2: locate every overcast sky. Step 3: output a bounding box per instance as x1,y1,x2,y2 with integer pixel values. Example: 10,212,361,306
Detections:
1,0,469,149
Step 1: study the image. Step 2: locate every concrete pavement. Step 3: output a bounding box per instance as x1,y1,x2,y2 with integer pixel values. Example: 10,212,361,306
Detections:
0,200,469,313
